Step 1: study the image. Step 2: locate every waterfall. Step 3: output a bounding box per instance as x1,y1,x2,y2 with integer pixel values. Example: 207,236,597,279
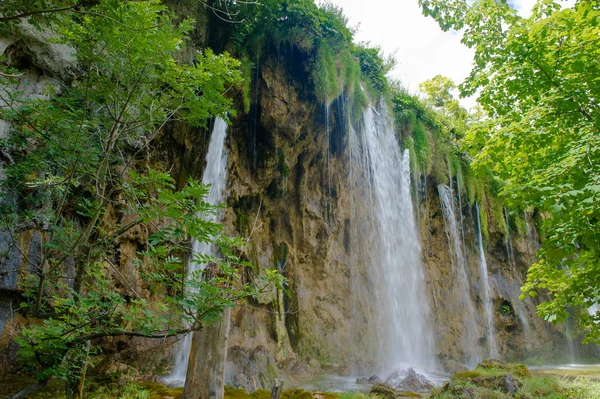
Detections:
438,184,480,365
504,207,516,271
476,204,498,359
350,102,434,373
167,117,229,383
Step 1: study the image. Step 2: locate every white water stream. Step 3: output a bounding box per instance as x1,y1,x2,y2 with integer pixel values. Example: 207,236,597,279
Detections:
351,103,435,373
476,204,498,358
167,117,229,383
438,184,480,365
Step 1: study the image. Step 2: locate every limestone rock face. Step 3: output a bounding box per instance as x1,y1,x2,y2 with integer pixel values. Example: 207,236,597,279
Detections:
418,180,559,365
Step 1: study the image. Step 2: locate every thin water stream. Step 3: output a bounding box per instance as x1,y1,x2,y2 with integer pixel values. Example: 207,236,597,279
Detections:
438,184,480,365
476,204,498,358
167,118,229,383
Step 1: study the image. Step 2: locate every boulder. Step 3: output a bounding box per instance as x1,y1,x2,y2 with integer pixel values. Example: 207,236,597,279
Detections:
356,375,382,384
370,383,397,399
471,374,522,395
386,368,433,392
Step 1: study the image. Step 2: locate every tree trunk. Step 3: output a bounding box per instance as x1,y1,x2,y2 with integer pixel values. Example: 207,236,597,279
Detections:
183,307,231,399
270,379,284,399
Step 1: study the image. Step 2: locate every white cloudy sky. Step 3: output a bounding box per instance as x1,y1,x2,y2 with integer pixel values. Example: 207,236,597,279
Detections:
318,0,563,107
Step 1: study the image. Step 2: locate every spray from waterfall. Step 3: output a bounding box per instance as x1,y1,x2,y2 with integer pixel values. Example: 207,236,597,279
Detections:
476,204,498,359
438,184,480,365
349,102,435,373
167,118,229,383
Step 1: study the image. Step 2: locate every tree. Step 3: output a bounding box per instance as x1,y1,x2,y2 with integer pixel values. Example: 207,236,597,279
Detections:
0,0,282,397
419,0,600,341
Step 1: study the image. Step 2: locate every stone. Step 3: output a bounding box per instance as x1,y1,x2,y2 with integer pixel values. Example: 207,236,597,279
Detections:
370,383,398,399
398,368,434,392
370,383,422,399
386,368,433,392
504,374,517,396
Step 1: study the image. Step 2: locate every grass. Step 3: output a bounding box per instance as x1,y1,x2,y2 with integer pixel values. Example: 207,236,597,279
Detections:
432,360,600,399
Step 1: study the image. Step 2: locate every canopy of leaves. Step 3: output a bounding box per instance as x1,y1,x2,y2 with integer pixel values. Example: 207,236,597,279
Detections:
0,0,284,392
420,0,600,341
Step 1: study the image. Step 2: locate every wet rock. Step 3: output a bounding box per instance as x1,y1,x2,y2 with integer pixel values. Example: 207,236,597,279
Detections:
386,368,433,392
370,383,397,399
356,375,382,384
399,368,434,391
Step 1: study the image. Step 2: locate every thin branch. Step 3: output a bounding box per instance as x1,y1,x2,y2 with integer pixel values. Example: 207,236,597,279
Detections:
0,71,23,78
0,5,78,22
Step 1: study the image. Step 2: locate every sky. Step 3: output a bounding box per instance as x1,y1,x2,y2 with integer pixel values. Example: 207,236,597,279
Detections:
317,0,549,108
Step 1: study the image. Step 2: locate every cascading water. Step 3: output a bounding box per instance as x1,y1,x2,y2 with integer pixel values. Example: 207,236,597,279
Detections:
167,117,229,383
504,207,516,271
476,204,498,358
438,184,480,365
349,102,435,373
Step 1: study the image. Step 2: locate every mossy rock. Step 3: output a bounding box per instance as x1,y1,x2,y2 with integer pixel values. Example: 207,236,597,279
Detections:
452,371,483,381
478,359,509,370
510,364,532,379
476,359,531,378
396,391,421,398
370,383,421,399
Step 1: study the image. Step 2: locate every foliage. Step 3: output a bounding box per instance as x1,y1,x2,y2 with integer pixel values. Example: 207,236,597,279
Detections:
420,0,600,342
215,0,386,107
352,44,395,95
0,0,282,396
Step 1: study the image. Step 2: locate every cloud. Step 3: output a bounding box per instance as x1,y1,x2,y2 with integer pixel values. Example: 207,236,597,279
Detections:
319,0,575,109
320,0,475,107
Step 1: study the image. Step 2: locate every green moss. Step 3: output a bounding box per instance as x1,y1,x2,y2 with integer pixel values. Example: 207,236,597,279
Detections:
413,122,431,172
141,382,183,399
252,389,272,399
240,56,253,114
396,391,422,398
514,211,527,237
277,151,290,179
313,42,341,104
452,370,483,381
225,386,253,399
